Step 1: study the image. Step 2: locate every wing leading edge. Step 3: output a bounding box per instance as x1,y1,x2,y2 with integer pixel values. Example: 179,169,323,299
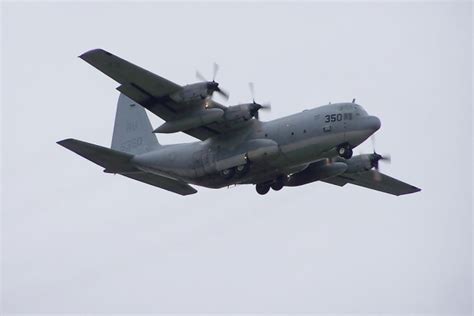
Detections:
322,170,421,196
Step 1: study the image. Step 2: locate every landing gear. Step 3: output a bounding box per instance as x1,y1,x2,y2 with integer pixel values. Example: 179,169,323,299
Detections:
221,168,235,179
235,164,249,177
256,176,285,195
271,177,284,191
256,183,271,195
221,163,249,180
337,143,353,159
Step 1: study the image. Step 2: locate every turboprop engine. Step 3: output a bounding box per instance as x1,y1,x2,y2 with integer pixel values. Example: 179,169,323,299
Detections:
169,82,222,103
223,102,271,122
340,153,390,173
170,63,230,103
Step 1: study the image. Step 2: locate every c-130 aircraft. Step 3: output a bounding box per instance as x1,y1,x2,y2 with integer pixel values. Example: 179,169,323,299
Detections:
58,49,420,196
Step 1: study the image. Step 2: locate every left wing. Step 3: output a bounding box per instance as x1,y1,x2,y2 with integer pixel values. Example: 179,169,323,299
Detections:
322,170,421,196
80,49,231,141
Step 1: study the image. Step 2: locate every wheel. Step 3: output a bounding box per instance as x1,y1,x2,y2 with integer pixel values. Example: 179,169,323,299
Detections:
337,144,353,159
221,168,235,179
256,183,270,195
271,179,284,191
345,147,353,159
235,164,249,177
338,146,346,156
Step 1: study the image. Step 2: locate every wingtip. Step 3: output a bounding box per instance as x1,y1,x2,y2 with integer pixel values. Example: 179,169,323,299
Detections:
57,138,76,147
185,188,198,196
78,48,112,61
57,138,71,144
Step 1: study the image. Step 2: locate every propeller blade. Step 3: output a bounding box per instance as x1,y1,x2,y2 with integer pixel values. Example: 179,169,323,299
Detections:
254,110,259,120
213,62,219,81
196,70,207,82
260,103,272,111
371,135,376,152
381,154,391,163
249,82,255,103
216,88,230,100
370,152,391,182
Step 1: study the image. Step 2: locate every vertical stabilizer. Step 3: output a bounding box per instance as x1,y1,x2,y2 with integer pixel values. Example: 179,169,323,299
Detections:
111,93,160,154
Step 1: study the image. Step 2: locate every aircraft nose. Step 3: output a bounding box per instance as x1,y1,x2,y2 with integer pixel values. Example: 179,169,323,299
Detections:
367,116,381,131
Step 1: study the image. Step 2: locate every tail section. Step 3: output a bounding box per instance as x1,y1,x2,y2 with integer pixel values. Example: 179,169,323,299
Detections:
57,138,137,173
57,138,197,195
111,93,160,154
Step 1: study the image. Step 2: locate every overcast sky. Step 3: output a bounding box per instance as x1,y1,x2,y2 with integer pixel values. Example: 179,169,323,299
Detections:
2,1,472,314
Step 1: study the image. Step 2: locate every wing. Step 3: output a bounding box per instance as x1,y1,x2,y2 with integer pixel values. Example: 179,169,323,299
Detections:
58,138,197,196
79,49,228,140
322,170,421,196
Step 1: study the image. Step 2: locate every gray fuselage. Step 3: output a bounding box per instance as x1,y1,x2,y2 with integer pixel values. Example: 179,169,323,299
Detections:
132,102,381,188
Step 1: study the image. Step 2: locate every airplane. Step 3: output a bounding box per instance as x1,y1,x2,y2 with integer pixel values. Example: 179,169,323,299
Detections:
57,48,421,196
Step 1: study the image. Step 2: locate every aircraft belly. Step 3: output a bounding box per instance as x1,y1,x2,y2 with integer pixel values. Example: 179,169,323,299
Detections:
131,124,376,189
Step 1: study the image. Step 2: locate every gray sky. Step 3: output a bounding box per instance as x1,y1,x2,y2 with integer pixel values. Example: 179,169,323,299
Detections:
1,1,472,314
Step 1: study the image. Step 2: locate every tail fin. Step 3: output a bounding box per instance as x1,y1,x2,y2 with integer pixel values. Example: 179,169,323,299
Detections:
111,93,160,154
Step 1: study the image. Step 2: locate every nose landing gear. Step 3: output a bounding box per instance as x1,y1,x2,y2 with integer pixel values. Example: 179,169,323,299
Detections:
337,143,353,159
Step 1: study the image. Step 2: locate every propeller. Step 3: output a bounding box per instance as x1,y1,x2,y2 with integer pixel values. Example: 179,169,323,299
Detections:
195,63,229,100
370,135,391,181
248,82,271,120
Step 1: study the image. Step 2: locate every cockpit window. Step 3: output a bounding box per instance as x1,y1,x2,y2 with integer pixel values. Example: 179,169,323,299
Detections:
353,104,368,116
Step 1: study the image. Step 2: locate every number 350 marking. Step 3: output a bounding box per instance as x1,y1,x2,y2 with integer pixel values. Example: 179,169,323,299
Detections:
325,113,343,123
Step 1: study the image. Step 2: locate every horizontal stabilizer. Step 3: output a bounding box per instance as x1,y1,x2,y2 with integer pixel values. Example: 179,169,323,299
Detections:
57,138,197,195
57,138,137,172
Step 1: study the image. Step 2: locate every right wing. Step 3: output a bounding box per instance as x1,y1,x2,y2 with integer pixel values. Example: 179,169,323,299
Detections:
322,170,421,196
57,138,197,196
79,49,229,141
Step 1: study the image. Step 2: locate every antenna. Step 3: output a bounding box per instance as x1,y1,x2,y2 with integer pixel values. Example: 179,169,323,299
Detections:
352,98,356,103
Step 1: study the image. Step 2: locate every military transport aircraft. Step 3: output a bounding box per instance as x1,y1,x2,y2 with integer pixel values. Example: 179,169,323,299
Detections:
58,49,421,196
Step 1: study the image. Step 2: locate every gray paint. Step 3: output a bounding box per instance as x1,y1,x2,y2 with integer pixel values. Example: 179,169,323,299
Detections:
2,2,471,314
129,99,381,189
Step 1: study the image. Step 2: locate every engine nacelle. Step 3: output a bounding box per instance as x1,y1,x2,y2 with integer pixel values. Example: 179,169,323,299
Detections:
169,82,212,103
341,154,374,173
223,103,260,122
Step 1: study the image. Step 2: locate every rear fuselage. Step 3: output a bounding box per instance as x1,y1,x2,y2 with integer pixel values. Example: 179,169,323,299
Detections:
132,102,381,188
